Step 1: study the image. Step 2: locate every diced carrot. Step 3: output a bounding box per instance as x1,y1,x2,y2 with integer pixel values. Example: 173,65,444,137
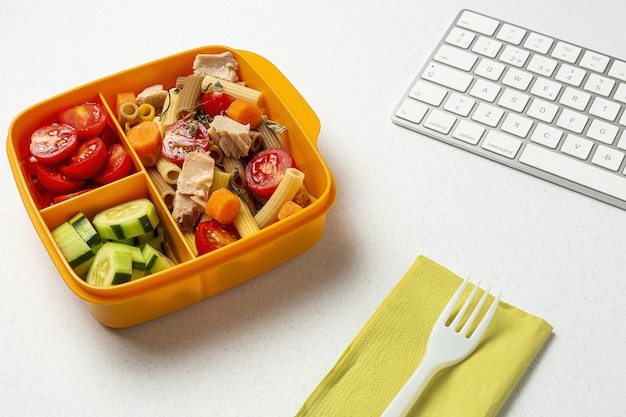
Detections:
205,188,241,224
126,121,162,167
277,200,303,220
225,99,263,129
115,91,137,117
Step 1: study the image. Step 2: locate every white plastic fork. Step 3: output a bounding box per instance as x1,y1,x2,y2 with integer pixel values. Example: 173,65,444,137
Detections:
381,277,501,417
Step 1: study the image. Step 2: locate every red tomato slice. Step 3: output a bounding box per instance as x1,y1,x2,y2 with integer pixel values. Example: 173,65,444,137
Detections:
35,163,85,195
93,144,132,185
161,119,210,165
201,91,235,117
60,137,107,180
244,148,297,198
59,102,108,139
29,123,78,164
195,220,241,255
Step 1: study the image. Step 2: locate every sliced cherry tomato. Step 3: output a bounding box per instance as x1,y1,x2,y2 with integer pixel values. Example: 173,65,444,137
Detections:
60,137,107,180
29,123,78,164
201,91,235,117
52,188,96,204
59,102,108,139
161,119,210,165
35,163,85,195
93,144,132,185
244,148,297,198
195,220,241,256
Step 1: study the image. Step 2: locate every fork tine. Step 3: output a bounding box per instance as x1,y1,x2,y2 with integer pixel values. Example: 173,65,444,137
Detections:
467,290,501,341
439,277,469,324
450,279,480,330
460,285,490,336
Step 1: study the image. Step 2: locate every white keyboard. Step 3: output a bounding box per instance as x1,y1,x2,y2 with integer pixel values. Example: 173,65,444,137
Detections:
392,9,626,210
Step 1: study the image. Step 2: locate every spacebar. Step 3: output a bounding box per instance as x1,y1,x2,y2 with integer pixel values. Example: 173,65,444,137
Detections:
519,143,626,202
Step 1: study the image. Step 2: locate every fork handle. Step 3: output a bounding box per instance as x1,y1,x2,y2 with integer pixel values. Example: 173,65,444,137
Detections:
380,355,443,417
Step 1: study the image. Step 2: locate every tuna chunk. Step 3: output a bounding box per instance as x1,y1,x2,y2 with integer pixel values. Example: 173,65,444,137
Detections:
208,115,252,159
192,52,239,83
172,152,215,231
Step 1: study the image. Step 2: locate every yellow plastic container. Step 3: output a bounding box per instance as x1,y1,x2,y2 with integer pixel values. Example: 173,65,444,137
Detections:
6,46,336,328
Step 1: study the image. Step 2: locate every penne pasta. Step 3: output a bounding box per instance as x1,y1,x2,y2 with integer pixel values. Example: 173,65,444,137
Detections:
258,121,287,149
233,197,260,238
222,156,246,188
176,74,203,120
210,168,231,194
118,101,139,126
253,168,304,229
249,130,262,152
157,87,182,135
147,168,176,209
207,144,224,165
156,156,181,185
183,231,198,256
200,74,262,105
138,103,156,121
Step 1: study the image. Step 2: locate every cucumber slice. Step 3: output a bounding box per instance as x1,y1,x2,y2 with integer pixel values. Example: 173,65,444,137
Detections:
51,221,95,270
108,226,162,246
104,242,146,271
142,243,174,274
68,212,102,251
86,242,133,287
93,198,160,240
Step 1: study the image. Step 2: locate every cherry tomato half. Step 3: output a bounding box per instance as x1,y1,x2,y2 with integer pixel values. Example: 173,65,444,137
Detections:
93,144,132,185
161,119,210,165
60,137,107,180
59,102,108,139
35,163,85,195
195,220,241,256
244,148,297,198
201,91,235,117
29,123,78,164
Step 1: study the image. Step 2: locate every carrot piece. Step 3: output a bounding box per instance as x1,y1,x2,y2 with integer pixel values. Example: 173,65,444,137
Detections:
205,188,241,224
115,91,137,117
225,99,263,129
126,121,162,167
277,200,303,220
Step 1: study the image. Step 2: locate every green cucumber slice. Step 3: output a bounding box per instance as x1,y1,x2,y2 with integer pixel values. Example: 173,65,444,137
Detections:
86,242,133,287
108,226,162,246
141,243,174,274
68,212,102,251
51,222,95,270
104,242,146,271
93,198,160,240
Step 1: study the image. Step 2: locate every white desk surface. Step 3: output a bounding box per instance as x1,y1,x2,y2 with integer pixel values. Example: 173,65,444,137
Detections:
2,1,625,416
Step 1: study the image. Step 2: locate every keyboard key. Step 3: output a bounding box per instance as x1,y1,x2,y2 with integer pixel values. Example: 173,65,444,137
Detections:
409,80,448,106
608,60,626,82
469,78,501,102
579,50,610,73
499,45,530,67
591,145,624,171
472,102,504,127
421,62,473,92
530,123,563,148
586,119,618,144
551,41,582,63
527,98,559,123
588,97,620,121
502,67,533,90
520,143,626,202
481,130,522,158
613,83,626,103
474,58,506,80
561,134,593,159
496,23,526,45
501,113,534,137
445,27,476,49
530,77,562,101
457,10,500,36
444,93,476,116
526,55,559,77
434,44,478,71
395,99,429,124
523,32,553,54
424,109,456,134
559,87,591,111
584,73,615,97
556,108,588,133
452,120,485,144
554,64,587,87
472,36,503,58
498,88,530,112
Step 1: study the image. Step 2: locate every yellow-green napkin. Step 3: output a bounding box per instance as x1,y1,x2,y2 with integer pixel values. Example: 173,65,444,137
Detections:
295,255,552,417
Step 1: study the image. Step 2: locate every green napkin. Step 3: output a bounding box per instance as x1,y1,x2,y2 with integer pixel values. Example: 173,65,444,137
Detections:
295,255,552,417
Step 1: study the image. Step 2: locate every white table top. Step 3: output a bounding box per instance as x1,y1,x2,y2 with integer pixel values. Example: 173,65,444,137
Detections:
2,1,625,416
